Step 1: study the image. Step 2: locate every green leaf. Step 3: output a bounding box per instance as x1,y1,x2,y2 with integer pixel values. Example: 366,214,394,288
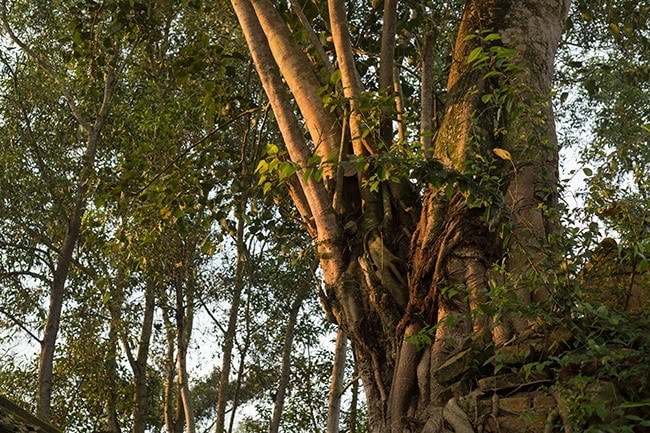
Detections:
265,143,279,155
278,161,297,180
329,69,342,85
255,159,269,174
467,47,484,64
583,167,593,176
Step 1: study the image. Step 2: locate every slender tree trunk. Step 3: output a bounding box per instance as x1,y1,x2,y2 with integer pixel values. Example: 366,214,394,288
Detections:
105,319,122,433
162,301,177,433
128,283,156,433
269,291,305,433
176,274,196,433
227,298,251,433
37,126,102,422
326,329,347,433
215,207,247,433
215,118,260,432
2,22,118,417
349,361,359,433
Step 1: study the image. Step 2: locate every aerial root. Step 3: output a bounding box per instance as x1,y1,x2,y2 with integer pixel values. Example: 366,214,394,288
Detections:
443,397,475,433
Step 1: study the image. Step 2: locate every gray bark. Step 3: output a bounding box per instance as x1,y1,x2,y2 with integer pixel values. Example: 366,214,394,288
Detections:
326,329,347,433
270,292,305,433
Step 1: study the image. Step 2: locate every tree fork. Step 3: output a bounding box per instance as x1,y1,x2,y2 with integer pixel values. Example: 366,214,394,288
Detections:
233,0,570,431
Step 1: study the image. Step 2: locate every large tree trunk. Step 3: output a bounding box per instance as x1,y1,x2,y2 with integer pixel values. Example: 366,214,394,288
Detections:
231,0,570,431
392,2,569,429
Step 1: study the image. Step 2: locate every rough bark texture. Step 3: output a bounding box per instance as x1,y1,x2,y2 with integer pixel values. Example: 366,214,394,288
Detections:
232,0,571,431
391,2,570,430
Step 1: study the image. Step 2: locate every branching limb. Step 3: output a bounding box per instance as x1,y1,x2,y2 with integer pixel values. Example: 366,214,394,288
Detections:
249,0,340,165
327,0,376,157
289,0,335,75
231,0,343,273
0,2,91,131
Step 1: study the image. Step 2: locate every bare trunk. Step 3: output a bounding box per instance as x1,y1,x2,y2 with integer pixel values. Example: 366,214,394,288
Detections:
420,31,436,155
105,319,122,433
348,361,359,433
215,159,253,433
38,126,102,422
128,283,156,433
37,198,84,421
269,292,304,433
176,274,196,433
162,302,178,433
326,329,347,433
227,298,251,433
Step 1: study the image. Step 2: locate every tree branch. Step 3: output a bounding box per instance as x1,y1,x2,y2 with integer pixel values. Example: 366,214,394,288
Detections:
0,2,91,132
231,0,343,265
378,0,398,146
0,307,42,344
249,0,340,167
327,0,376,157
289,0,335,75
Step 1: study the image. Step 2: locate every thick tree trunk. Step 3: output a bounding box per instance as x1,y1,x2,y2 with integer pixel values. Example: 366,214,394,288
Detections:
391,2,569,430
232,0,570,431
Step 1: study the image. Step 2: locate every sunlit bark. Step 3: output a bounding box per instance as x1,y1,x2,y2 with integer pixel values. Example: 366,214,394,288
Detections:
233,0,570,431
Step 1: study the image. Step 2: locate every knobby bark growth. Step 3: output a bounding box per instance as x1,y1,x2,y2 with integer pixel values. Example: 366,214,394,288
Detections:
230,0,570,431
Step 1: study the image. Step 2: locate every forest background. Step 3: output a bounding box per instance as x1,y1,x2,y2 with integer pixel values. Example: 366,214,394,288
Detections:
0,0,648,432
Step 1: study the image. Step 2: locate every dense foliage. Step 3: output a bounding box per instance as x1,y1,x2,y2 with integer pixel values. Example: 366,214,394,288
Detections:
0,0,648,432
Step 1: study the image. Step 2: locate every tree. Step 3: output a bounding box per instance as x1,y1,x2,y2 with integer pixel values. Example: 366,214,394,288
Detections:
0,0,123,420
231,0,574,431
2,0,648,431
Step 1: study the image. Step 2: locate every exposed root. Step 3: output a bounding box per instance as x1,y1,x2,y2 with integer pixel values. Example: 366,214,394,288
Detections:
443,397,475,433
421,408,444,433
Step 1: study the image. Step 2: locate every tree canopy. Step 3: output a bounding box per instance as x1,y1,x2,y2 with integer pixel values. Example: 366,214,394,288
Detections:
0,0,648,432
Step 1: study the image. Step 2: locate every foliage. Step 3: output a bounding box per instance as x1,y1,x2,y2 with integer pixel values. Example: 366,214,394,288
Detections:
0,0,648,432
